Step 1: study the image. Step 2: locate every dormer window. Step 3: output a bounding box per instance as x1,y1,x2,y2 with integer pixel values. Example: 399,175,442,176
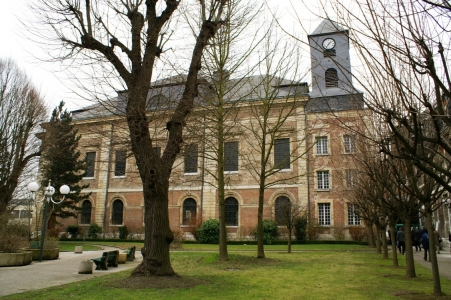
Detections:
325,68,338,88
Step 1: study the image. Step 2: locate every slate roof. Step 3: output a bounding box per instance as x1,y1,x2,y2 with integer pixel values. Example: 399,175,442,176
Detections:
309,19,347,36
72,75,309,121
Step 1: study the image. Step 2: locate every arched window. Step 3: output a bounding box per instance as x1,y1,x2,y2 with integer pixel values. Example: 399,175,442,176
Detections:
183,198,197,225
275,196,291,226
112,200,124,225
80,200,92,224
325,68,338,88
225,197,239,226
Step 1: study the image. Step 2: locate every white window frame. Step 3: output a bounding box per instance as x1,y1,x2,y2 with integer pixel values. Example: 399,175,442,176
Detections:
318,203,331,226
317,170,330,190
343,135,356,153
316,136,329,155
348,204,361,225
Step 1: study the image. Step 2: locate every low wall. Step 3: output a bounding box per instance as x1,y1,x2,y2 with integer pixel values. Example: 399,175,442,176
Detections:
0,251,32,267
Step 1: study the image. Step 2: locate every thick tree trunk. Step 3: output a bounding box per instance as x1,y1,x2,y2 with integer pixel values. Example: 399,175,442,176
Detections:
132,180,174,276
403,220,416,277
376,226,382,254
287,228,292,253
367,223,375,247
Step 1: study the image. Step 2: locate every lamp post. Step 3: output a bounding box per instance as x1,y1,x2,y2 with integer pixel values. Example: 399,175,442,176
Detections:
27,181,70,262
442,198,451,235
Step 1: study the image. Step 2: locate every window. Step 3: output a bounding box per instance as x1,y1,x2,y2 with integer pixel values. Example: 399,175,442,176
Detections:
80,200,92,224
348,204,361,225
317,171,330,190
182,198,197,225
224,141,239,172
325,68,338,87
323,49,336,57
111,200,124,225
275,196,291,226
85,152,96,177
114,150,127,176
343,135,356,153
225,197,239,226
184,144,198,173
316,136,328,154
319,203,331,225
274,138,290,170
345,169,357,189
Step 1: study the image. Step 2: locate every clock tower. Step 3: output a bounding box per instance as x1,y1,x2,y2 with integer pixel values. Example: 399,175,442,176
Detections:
307,19,363,112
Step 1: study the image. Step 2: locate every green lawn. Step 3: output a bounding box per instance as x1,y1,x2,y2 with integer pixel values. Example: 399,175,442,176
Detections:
3,244,451,300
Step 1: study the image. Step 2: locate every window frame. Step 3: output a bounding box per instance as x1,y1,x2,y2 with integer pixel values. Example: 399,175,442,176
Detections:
225,197,239,226
80,200,92,225
182,198,197,226
317,170,330,190
318,203,331,226
224,141,239,172
114,150,127,177
84,151,96,178
347,204,361,226
274,138,291,170
111,199,124,225
325,68,338,88
184,144,198,174
316,136,329,155
343,135,357,154
275,196,291,226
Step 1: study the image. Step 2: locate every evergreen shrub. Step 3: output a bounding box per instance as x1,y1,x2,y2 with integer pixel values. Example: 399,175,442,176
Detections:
197,219,220,244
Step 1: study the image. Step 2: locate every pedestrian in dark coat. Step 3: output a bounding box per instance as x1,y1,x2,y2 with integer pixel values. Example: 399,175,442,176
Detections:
421,231,430,261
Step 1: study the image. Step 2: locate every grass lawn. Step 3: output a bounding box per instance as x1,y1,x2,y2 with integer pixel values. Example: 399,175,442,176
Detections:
3,244,451,300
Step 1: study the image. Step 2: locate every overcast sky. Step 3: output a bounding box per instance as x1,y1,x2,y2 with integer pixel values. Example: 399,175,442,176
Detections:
0,1,329,113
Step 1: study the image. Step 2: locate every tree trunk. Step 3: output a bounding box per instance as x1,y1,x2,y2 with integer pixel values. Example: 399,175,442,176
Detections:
389,223,398,267
287,228,292,253
382,225,388,259
257,183,265,258
403,220,416,277
376,226,382,254
426,212,442,296
132,180,174,276
367,223,375,247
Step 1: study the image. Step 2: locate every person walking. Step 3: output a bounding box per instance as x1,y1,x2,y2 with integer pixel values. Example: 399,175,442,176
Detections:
397,227,405,255
412,226,421,252
433,229,441,254
421,230,430,261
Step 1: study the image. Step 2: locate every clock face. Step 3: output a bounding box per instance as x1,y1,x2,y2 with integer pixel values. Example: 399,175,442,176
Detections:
322,38,336,50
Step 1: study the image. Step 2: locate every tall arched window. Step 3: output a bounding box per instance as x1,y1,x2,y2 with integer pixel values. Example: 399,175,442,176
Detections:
225,197,239,226
325,68,338,88
275,196,291,226
182,198,197,225
80,200,92,224
112,200,124,225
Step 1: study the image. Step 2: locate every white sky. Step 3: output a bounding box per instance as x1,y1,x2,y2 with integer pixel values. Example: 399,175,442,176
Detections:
0,1,329,113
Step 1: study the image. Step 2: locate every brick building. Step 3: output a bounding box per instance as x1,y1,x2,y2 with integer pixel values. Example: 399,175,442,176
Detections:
50,19,369,240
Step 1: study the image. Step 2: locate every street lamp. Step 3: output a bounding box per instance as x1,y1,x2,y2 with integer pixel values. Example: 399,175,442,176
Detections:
27,181,70,262
442,198,451,234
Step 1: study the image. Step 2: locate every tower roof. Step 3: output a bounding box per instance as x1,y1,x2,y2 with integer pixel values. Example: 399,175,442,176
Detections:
310,19,347,36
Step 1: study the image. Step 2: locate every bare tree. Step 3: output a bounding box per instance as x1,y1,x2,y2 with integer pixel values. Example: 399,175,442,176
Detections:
185,0,264,262
274,201,307,253
29,1,227,276
241,29,308,258
0,58,47,215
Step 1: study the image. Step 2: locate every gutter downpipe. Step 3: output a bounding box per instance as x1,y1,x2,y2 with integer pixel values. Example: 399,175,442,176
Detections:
305,105,311,240
102,123,114,239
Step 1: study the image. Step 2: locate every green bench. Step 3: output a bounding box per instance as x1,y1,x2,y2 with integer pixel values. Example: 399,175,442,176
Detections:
92,252,108,270
123,246,136,262
107,250,119,267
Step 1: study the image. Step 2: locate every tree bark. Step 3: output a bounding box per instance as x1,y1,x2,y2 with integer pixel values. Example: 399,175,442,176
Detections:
426,212,442,296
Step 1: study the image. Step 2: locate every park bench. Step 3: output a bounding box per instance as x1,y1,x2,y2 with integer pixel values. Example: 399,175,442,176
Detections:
123,246,136,262
92,252,108,270
106,250,119,267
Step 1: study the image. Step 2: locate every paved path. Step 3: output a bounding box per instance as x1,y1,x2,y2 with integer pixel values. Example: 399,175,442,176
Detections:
0,246,142,297
412,248,451,279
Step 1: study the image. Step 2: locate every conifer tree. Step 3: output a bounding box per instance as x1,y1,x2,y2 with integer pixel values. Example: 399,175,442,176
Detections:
39,101,91,227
